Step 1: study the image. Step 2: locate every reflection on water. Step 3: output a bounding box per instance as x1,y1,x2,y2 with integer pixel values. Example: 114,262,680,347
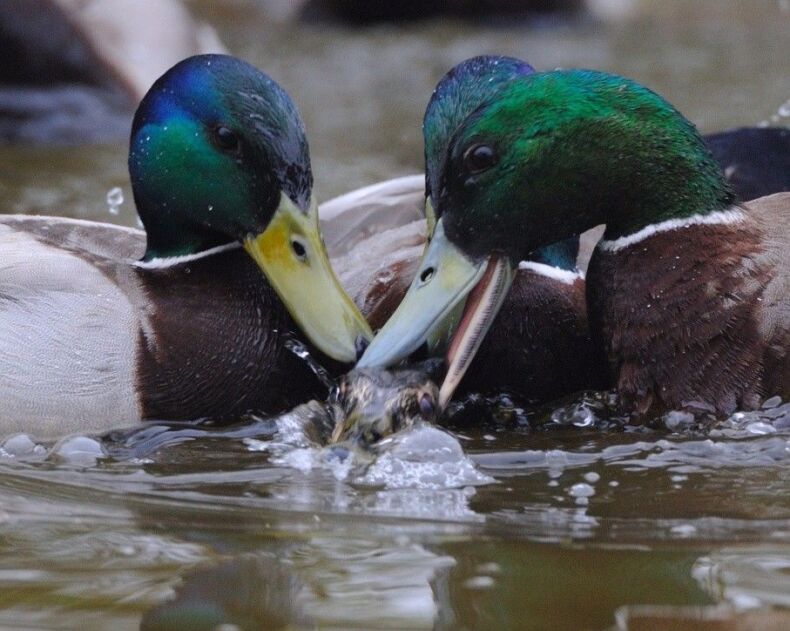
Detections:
0,397,788,628
0,0,789,628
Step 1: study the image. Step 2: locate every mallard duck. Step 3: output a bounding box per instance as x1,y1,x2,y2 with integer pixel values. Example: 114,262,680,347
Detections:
358,67,790,419
0,54,371,435
327,57,603,404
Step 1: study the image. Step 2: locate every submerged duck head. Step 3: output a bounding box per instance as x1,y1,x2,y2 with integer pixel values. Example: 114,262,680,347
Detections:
361,69,734,403
129,54,371,362
329,362,441,446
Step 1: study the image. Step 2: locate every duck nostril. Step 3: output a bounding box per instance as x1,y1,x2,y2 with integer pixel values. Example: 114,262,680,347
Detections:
420,267,435,283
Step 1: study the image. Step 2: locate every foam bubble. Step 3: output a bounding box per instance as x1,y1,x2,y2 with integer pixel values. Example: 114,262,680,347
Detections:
358,426,495,490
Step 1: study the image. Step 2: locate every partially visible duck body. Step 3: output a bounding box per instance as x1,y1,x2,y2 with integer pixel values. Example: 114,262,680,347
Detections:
341,56,789,408
300,0,582,24
0,217,325,434
0,55,371,436
358,67,790,421
706,127,790,203
588,192,790,417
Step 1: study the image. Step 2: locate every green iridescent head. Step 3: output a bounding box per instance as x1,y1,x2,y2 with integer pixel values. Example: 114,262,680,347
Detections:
360,69,734,405
422,55,578,270
439,69,734,257
129,55,371,362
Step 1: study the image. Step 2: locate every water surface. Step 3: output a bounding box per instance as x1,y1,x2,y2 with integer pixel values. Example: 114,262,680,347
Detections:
0,1,789,628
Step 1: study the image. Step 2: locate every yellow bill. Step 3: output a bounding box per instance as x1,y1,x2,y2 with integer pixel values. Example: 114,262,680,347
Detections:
245,193,372,363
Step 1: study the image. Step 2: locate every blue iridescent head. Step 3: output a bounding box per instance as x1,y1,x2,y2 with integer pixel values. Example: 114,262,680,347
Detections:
129,54,312,260
127,54,371,363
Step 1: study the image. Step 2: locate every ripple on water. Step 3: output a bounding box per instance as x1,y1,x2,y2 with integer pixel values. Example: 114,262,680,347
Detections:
472,401,790,475
0,396,787,545
693,546,790,610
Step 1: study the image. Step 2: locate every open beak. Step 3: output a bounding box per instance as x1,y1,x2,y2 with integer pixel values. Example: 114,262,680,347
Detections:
357,218,514,407
245,193,373,363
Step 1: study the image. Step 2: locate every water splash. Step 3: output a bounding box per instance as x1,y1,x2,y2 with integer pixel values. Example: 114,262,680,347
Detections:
264,407,494,491
283,337,335,390
758,97,790,126
106,186,124,216
358,425,495,489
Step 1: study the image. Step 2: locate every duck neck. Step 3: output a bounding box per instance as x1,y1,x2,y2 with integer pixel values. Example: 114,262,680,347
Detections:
530,237,578,271
134,195,233,262
598,121,737,241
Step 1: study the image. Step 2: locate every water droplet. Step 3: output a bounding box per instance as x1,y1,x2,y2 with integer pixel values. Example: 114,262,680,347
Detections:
568,482,595,506
106,187,124,216
476,562,501,574
569,482,595,496
464,576,495,589
762,395,782,409
746,421,777,435
1,433,40,457
583,471,600,483
284,338,335,389
670,524,697,537
50,435,106,466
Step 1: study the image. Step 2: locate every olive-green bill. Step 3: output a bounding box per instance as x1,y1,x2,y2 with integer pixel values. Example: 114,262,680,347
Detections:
357,218,514,407
245,193,373,363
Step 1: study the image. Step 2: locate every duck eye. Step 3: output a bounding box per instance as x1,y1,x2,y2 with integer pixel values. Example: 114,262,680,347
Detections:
419,393,435,419
213,126,240,153
291,238,307,261
463,144,497,174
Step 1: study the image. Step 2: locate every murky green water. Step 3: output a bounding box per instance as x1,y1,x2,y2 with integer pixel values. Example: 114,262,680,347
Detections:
1,1,789,628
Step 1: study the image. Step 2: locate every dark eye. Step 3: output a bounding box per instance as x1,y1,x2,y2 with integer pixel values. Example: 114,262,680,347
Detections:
213,126,240,153
463,143,497,174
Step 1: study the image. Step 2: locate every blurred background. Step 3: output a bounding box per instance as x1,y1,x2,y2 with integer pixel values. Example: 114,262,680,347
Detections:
1,0,788,224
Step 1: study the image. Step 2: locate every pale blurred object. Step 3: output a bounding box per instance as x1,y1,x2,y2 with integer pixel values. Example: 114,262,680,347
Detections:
51,0,226,101
0,0,225,143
